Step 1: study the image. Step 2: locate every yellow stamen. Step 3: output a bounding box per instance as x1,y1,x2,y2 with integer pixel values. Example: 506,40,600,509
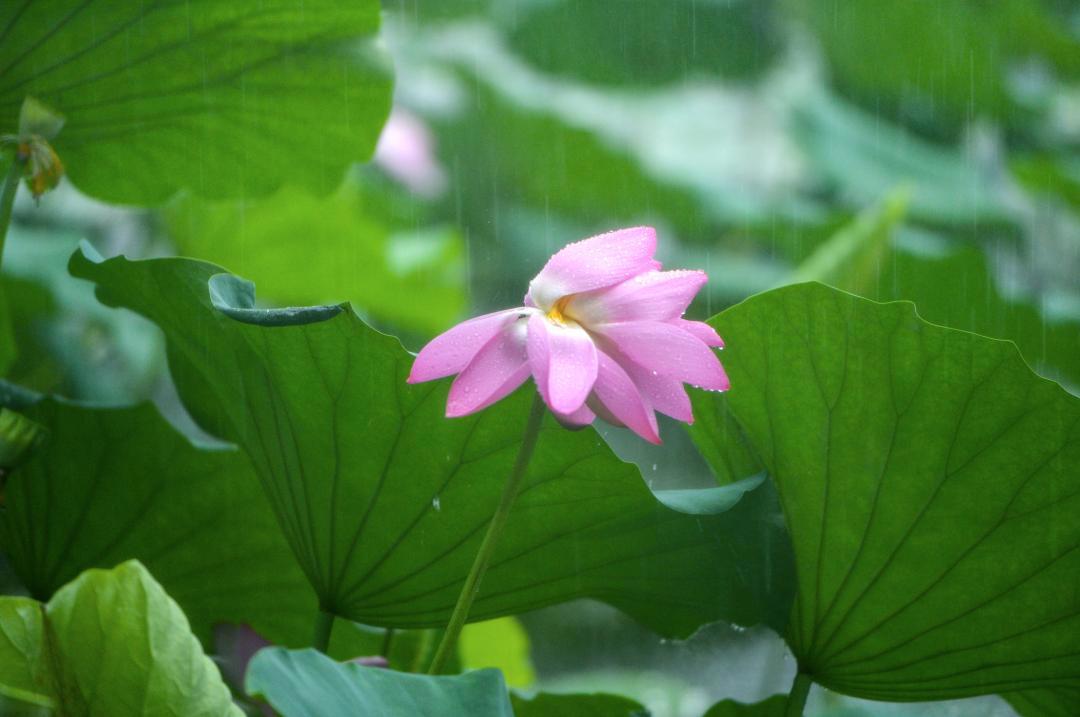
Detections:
546,295,574,325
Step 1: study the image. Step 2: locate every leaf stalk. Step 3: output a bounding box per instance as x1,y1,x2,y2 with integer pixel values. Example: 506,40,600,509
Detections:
0,153,23,267
427,392,547,674
785,672,812,717
312,609,335,654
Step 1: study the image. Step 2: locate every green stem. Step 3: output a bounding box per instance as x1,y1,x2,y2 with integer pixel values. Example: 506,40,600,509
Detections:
785,672,812,717
380,627,395,658
410,629,437,673
427,393,547,674
312,609,335,654
0,153,23,267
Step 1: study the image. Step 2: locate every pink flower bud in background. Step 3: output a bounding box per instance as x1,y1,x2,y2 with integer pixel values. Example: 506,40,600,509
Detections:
407,227,728,444
373,108,447,198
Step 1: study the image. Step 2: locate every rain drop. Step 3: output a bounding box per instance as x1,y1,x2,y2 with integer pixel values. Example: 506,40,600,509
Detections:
431,495,441,511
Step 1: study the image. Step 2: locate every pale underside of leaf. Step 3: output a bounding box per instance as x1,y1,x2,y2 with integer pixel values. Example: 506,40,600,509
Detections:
246,647,513,717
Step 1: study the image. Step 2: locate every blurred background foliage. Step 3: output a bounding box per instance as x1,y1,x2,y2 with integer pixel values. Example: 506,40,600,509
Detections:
2,1,1077,715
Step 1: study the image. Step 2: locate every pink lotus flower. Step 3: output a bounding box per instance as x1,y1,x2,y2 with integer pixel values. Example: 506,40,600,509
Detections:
407,227,728,444
374,108,447,198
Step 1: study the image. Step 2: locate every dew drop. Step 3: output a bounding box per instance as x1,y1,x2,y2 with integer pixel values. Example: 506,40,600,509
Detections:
431,495,441,512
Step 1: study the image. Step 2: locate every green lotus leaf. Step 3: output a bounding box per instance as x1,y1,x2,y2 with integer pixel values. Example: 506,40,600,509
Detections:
0,560,241,716
794,195,1080,390
702,695,787,717
793,95,1011,226
246,647,512,717
69,245,795,639
0,394,316,648
0,391,422,663
507,0,780,87
511,691,651,717
165,182,467,337
788,0,1080,136
1005,688,1080,717
690,282,1080,700
0,1,392,204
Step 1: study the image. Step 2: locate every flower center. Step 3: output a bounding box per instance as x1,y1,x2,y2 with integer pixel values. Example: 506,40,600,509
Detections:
546,295,575,326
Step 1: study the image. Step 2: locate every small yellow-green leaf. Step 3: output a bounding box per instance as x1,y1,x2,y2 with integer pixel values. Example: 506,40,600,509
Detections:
0,561,242,716
460,618,535,688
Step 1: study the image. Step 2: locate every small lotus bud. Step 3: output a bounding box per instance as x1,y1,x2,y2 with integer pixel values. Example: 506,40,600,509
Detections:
1,97,66,200
17,96,65,140
19,137,64,199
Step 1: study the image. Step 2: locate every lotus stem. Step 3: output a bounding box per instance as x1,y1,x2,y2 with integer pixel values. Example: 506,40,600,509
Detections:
380,627,395,658
427,392,547,674
0,153,23,267
785,672,812,717
312,609,335,654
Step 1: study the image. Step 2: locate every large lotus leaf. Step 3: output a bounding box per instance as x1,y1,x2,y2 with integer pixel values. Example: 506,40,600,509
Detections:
689,282,1080,700
69,246,795,638
0,560,241,716
702,696,787,717
438,78,715,247
1012,154,1080,213
165,182,466,336
788,0,1080,136
1006,688,1080,717
507,0,780,86
511,692,650,717
431,43,824,257
246,647,512,717
0,392,409,662
0,394,318,649
694,195,908,486
793,94,1011,226
792,198,1080,391
0,1,392,205
866,233,1080,392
